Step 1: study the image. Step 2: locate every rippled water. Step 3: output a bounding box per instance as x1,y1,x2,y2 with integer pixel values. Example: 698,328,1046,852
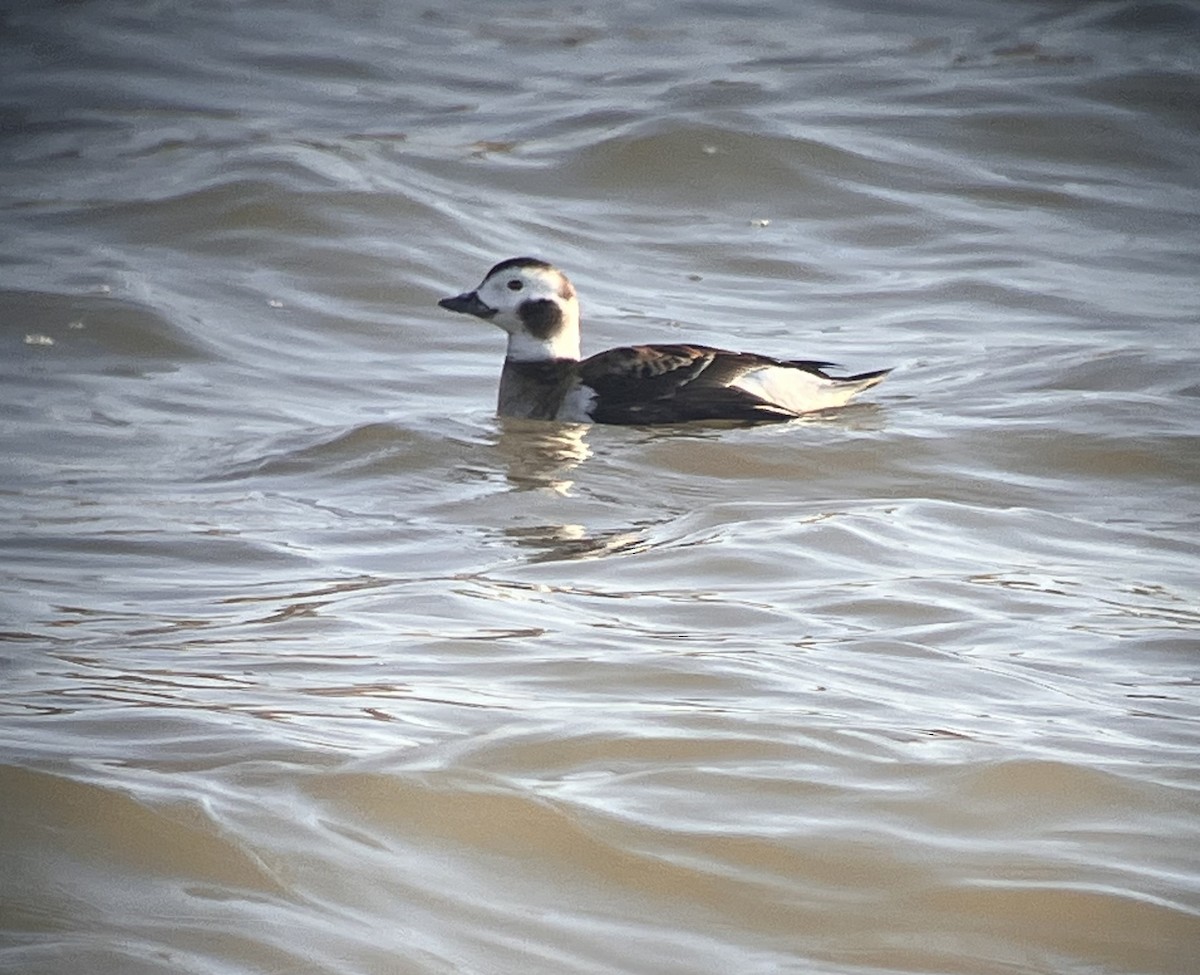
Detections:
2,1,1199,973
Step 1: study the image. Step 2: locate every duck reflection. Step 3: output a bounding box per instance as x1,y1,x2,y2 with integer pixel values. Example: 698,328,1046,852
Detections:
500,522,651,563
491,416,593,493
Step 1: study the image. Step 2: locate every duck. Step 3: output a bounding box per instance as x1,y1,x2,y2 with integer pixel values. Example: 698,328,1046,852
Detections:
437,257,890,424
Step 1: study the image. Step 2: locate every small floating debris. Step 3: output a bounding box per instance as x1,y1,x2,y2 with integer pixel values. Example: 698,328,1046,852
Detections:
701,145,718,155
750,218,771,227
471,140,519,156
25,333,55,346
68,320,85,330
267,299,285,308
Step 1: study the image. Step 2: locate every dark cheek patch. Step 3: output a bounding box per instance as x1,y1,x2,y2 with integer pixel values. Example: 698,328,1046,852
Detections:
519,299,563,339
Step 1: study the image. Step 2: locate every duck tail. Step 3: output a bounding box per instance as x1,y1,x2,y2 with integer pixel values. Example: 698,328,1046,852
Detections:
838,367,891,393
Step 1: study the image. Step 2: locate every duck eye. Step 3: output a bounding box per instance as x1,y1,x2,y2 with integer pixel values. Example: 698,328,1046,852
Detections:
507,279,523,291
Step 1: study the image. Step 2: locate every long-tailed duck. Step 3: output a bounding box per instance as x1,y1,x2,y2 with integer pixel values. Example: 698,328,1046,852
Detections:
438,257,890,424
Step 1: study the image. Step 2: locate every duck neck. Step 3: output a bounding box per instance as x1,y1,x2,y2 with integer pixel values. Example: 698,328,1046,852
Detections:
504,328,581,363
497,358,577,419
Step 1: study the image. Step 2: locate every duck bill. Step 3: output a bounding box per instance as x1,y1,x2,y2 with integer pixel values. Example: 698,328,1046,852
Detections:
438,291,496,320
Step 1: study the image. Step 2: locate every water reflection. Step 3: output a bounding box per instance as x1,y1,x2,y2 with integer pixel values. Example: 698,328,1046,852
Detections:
502,522,651,563
491,417,592,493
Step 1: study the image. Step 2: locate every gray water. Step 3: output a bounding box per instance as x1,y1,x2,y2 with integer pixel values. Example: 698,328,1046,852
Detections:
2,2,1199,973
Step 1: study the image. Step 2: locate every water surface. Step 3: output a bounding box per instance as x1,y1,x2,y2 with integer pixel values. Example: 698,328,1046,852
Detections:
2,2,1199,973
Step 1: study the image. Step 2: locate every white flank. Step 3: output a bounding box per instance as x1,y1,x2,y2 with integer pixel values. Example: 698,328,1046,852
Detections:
554,383,598,422
731,365,875,415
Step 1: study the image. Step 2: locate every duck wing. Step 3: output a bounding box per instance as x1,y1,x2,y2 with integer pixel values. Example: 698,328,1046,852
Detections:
579,344,881,424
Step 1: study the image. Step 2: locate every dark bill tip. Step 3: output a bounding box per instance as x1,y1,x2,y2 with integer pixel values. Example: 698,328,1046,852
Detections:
437,291,497,319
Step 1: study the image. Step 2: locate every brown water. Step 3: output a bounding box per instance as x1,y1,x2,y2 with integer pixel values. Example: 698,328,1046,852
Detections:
2,2,1199,973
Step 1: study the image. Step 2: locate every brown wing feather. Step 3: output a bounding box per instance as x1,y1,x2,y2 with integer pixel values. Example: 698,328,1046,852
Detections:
579,344,800,424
